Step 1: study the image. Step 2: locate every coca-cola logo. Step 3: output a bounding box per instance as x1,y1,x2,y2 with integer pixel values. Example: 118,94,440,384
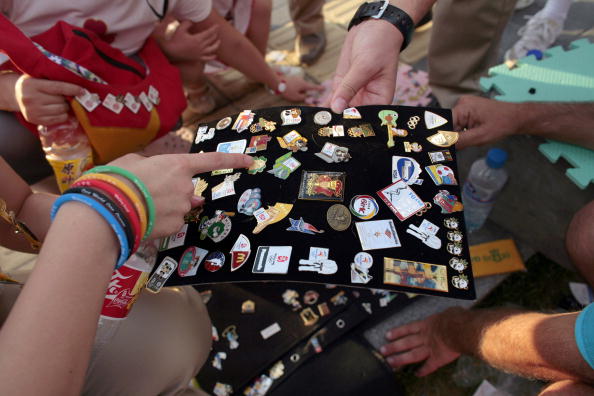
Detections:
105,269,134,298
106,288,134,309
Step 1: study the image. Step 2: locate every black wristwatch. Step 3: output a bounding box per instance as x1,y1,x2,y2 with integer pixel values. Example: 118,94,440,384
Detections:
348,1,414,51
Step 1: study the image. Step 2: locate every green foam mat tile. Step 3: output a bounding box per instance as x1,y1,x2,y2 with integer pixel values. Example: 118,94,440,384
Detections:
480,38,594,189
538,140,594,190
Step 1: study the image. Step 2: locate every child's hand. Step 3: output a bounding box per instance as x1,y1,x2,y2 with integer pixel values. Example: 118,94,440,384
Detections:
12,74,82,126
155,20,220,63
281,75,323,102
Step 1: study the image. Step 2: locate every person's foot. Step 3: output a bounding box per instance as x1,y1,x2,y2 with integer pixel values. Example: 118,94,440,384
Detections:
185,84,216,115
295,32,326,65
504,10,563,61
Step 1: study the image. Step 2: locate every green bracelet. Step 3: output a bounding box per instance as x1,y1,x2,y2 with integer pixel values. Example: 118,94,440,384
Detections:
85,165,155,240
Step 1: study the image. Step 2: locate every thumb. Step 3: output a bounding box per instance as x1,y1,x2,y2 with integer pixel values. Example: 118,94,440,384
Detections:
329,66,369,113
42,81,84,97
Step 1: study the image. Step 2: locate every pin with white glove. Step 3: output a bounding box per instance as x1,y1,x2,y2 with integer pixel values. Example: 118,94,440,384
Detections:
406,220,441,249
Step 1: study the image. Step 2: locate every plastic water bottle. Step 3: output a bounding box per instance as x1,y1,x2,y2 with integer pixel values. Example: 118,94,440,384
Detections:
462,148,508,232
38,116,93,193
89,241,158,365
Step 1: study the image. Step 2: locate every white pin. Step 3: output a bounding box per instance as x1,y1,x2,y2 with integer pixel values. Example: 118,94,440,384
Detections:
123,93,140,114
138,91,153,111
102,93,123,114
75,89,100,112
146,256,177,293
424,111,448,129
148,85,160,105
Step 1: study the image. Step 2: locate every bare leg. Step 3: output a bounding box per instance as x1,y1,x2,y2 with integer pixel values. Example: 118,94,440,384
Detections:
566,200,594,288
246,0,272,55
539,379,594,396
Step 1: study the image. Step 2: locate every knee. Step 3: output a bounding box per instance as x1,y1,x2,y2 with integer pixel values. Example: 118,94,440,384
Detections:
538,380,594,396
566,201,594,272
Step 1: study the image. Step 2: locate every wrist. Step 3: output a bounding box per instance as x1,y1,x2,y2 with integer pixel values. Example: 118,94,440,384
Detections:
52,202,119,256
388,0,435,23
0,72,20,112
268,77,287,96
348,1,414,51
434,307,468,353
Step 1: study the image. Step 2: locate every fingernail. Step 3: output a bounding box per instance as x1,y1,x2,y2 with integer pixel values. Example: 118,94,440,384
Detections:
331,98,347,114
190,195,204,207
380,346,387,355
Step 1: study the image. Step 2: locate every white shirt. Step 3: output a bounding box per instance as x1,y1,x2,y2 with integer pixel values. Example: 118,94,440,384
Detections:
0,0,212,63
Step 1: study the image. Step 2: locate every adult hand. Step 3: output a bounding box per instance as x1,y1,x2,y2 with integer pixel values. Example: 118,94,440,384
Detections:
454,96,522,150
14,74,82,126
156,20,220,63
281,75,323,102
325,20,401,113
109,152,253,239
380,312,460,376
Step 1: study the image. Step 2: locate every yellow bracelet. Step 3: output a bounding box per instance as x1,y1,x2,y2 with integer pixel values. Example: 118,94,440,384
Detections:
75,173,148,238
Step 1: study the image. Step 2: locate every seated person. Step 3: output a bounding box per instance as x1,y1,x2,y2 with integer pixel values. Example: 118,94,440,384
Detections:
381,96,594,395
153,0,322,115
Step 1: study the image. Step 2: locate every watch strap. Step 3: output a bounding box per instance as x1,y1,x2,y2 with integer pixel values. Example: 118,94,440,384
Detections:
348,1,414,51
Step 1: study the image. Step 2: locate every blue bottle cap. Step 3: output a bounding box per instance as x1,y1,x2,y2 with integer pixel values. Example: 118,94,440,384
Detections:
486,148,508,169
526,49,543,60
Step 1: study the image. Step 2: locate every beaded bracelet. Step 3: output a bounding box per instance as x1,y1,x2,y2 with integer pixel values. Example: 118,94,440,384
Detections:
65,186,138,254
85,166,155,240
75,173,148,239
70,178,142,253
50,193,130,269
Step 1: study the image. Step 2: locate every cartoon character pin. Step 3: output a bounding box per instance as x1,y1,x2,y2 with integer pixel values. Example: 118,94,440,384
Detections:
378,110,398,148
277,130,308,152
280,108,302,125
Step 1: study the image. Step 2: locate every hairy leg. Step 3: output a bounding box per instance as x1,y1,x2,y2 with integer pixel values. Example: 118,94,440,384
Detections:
539,379,594,396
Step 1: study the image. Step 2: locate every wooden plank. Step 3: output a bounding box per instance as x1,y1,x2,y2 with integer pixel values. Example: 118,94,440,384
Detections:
301,23,346,83
268,23,297,51
323,0,359,27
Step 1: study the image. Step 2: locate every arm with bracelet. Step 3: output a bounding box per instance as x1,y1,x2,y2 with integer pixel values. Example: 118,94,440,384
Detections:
327,0,436,113
0,152,253,395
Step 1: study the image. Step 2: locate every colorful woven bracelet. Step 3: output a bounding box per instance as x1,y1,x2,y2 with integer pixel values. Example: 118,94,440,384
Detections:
65,186,138,254
70,178,142,253
85,166,155,240
75,173,147,239
50,193,130,269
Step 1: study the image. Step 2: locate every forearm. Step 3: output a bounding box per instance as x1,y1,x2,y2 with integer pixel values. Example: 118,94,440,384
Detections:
437,307,594,383
196,13,279,89
517,102,594,150
0,158,54,252
0,203,118,395
0,72,19,111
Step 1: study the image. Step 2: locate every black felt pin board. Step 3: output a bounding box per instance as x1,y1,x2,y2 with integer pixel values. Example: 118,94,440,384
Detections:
157,105,475,300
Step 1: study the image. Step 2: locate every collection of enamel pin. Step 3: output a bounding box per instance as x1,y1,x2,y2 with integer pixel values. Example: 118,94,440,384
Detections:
151,105,472,301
